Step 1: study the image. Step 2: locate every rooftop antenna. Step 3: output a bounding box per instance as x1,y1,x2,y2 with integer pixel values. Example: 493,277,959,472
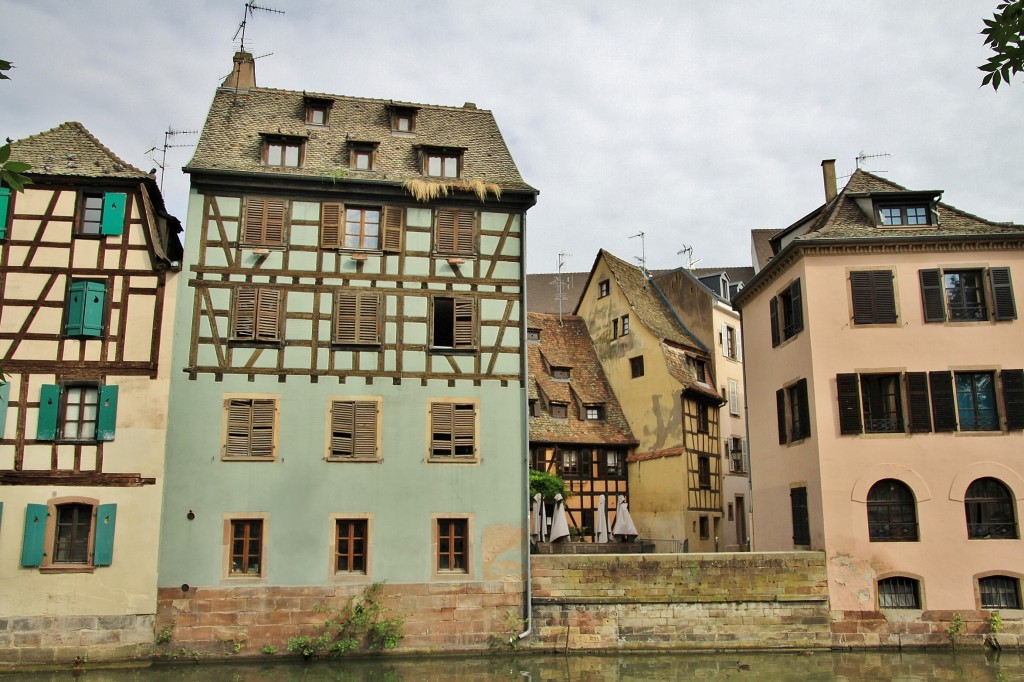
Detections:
855,151,890,172
146,127,198,192
629,231,647,278
234,1,285,52
551,252,573,325
677,244,701,269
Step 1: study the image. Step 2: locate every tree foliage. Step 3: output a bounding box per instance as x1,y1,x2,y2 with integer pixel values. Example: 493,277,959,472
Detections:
980,1,1024,89
1,58,32,191
529,468,568,501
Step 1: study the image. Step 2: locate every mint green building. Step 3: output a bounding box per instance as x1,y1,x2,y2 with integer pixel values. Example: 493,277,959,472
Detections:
157,52,537,652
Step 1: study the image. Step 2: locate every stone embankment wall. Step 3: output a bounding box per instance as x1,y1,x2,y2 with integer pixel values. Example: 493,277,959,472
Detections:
0,615,154,667
526,552,831,650
832,609,1023,649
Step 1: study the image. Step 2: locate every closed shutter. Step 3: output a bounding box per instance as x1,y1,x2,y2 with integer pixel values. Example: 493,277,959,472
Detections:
225,398,254,456
0,382,8,438
796,378,811,439
453,403,476,457
435,209,456,253
435,208,475,255
776,388,787,444
453,297,475,349
233,287,257,340
919,269,946,323
330,400,354,456
93,504,117,566
330,400,378,458
431,403,454,457
851,271,897,324
249,399,276,457
1001,368,1024,430
353,401,378,458
836,373,862,435
255,289,281,342
65,281,88,336
243,197,287,246
96,385,118,441
320,201,342,248
81,281,106,337
100,192,127,236
735,328,742,361
790,279,804,334
334,293,357,343
225,398,276,457
21,503,48,567
790,487,810,546
906,372,933,433
357,293,380,344
334,292,380,344
0,186,10,239
770,297,780,347
36,384,60,441
989,267,1017,321
929,371,957,432
381,206,404,253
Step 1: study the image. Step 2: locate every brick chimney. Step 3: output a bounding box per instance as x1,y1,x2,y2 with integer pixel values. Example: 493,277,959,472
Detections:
821,159,837,203
221,51,256,90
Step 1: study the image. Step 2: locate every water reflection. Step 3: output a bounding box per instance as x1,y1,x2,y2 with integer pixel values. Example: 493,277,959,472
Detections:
4,651,1022,681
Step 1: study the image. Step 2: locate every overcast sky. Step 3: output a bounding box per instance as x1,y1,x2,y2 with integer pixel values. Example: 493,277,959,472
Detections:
4,1,1021,274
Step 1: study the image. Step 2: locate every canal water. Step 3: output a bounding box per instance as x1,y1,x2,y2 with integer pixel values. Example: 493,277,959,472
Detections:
3,650,1022,681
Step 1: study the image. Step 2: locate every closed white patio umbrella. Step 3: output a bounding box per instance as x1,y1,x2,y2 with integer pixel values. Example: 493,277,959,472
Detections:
548,493,571,543
531,492,546,543
611,495,638,541
595,494,609,543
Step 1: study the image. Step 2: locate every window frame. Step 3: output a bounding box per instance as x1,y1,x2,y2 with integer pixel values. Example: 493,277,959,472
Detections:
790,485,811,547
430,295,476,351
866,479,919,542
877,204,931,227
391,108,417,133
262,135,304,168
423,150,462,178
598,449,627,479
241,196,288,248
965,477,1018,540
75,190,126,237
920,266,1016,323
24,496,115,573
428,399,479,463
770,279,803,346
630,355,645,379
333,291,382,346
36,382,118,443
304,99,331,126
978,575,1021,610
348,143,378,172
433,208,477,256
955,371,999,432
697,455,712,489
326,397,382,461
878,576,922,609
598,280,610,298
222,395,279,460
777,378,810,444
64,278,108,338
849,270,898,325
342,205,382,250
231,286,283,344
585,405,605,421
550,403,568,419
223,514,268,582
433,514,472,578
330,514,372,580
728,437,746,474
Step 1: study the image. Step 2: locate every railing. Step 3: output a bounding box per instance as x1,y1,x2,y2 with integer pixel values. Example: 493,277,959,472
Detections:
864,416,903,433
868,522,919,541
968,522,1018,539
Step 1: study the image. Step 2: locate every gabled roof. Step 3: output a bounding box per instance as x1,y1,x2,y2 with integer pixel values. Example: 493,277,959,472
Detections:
525,272,586,313
750,228,776,271
187,80,535,192
689,266,755,287
10,122,151,180
661,343,726,404
527,313,636,447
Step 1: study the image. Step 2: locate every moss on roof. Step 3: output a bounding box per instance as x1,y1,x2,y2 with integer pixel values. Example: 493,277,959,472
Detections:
10,122,150,180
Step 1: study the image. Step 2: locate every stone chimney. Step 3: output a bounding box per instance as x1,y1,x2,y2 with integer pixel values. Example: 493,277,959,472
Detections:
821,159,837,203
221,51,256,90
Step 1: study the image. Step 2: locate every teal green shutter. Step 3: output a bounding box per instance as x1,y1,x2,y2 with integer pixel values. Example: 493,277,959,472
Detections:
97,385,118,441
0,501,4,533
36,384,60,441
82,281,106,337
100,192,126,235
93,504,117,566
0,382,9,438
0,186,10,239
21,503,47,567
65,281,87,336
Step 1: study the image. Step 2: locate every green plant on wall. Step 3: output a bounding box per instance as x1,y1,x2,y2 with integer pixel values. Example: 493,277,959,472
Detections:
287,582,404,659
530,469,568,501
946,612,965,645
154,620,176,645
488,609,526,650
990,610,1003,634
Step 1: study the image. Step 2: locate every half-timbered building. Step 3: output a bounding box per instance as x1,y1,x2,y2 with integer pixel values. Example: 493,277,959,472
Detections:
0,122,182,663
156,52,537,653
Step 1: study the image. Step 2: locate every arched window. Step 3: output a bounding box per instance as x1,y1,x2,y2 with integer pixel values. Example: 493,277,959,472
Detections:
878,576,921,609
979,575,1021,609
965,478,1018,539
867,479,918,542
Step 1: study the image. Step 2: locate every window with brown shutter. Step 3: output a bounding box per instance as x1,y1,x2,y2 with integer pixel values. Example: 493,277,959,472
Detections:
328,399,380,460
850,270,897,325
434,208,476,255
431,296,475,350
320,202,342,248
232,287,282,342
920,266,1016,323
778,378,810,443
333,291,382,345
381,206,404,253
905,372,933,433
224,397,277,459
770,279,803,346
929,371,957,432
1002,369,1024,430
242,197,287,247
430,401,477,460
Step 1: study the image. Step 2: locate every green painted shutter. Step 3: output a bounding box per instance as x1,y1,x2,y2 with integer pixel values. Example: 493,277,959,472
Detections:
36,384,60,441
0,382,9,438
93,504,117,566
82,281,106,337
65,281,87,336
0,501,3,533
100,192,126,236
21,503,48,567
0,186,10,239
97,385,118,441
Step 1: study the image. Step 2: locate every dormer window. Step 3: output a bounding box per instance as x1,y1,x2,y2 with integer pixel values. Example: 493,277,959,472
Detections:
879,204,930,226
551,367,570,381
585,405,605,421
304,98,332,125
551,403,568,419
526,328,540,343
348,142,379,171
423,149,462,179
262,135,304,168
391,107,418,133
693,358,708,385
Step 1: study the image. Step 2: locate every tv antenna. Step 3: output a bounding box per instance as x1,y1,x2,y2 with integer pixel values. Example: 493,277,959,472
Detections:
629,231,647,277
855,151,890,172
677,245,701,269
551,252,573,325
234,1,285,52
145,127,198,192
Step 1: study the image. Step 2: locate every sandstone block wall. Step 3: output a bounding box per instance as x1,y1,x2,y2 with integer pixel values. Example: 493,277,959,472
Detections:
832,609,1024,650
0,615,155,667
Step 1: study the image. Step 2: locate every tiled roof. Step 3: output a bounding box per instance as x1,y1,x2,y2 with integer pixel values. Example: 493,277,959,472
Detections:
689,266,756,286
662,343,725,404
628,446,684,463
750,228,776,270
525,272,586,313
9,122,151,179
187,85,535,191
527,313,636,446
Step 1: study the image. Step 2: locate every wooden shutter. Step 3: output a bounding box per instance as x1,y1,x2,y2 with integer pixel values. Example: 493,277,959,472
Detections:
331,400,378,458
357,293,380,344
790,487,810,546
320,201,342,248
431,403,453,457
381,206,404,253
96,385,119,441
65,281,88,336
776,388,787,444
249,399,276,457
929,371,957,432
233,287,257,340
906,372,933,433
243,197,287,246
225,398,254,456
795,378,811,440
225,398,275,457
334,293,357,343
330,400,354,457
435,209,456,253
919,269,946,323
82,281,106,337
435,208,475,255
36,384,60,441
1001,369,1024,430
453,297,475,349
836,373,862,435
255,289,281,342
455,210,475,255
353,401,378,458
0,186,10,239
334,292,380,344
790,279,804,334
93,504,117,566
989,267,1017,321
851,271,897,325
452,403,475,457
0,383,8,439
21,503,48,567
100,192,127,236
769,297,780,347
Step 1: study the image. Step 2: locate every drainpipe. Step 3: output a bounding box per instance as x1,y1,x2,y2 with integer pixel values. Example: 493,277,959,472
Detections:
517,209,533,642
739,306,754,551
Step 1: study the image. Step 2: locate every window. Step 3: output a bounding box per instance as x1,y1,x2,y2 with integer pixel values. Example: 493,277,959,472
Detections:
335,519,368,574
979,576,1021,609
320,203,402,252
528,399,540,417
850,270,897,325
585,405,604,421
956,372,998,431
550,403,567,419
620,315,630,335
343,207,381,249
333,291,381,345
349,143,377,171
879,204,930,226
837,373,903,434
262,136,303,167
223,397,277,459
434,208,476,255
241,197,287,247
790,486,810,546
728,378,741,416
20,498,117,570
776,379,810,443
527,328,540,343
722,323,740,359
599,449,626,479
559,450,580,478
693,359,707,384
697,456,711,489
728,437,746,474
431,296,475,350
429,401,476,460
305,100,330,125
232,287,282,342
965,478,1018,539
436,518,468,573
424,150,461,178
699,515,710,540
328,399,379,460
77,191,126,236
391,108,416,133
770,279,803,346
612,318,619,339
878,577,921,609
64,280,107,337
697,403,709,433
551,367,570,380
598,280,610,298
920,267,1016,322
630,355,644,378
867,479,918,542
229,519,264,576
36,383,118,442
